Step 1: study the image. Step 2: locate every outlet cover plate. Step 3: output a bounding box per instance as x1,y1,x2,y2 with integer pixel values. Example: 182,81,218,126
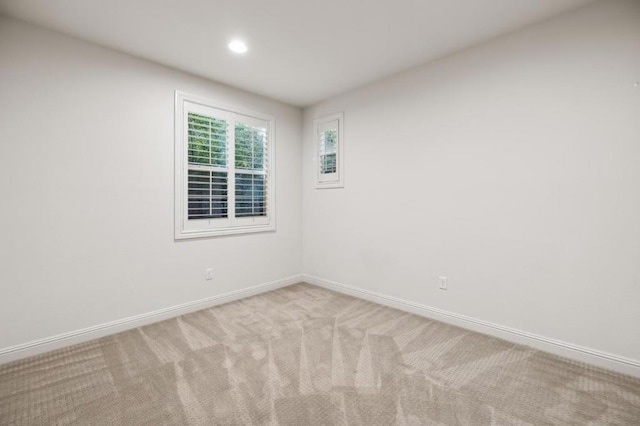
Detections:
439,276,448,290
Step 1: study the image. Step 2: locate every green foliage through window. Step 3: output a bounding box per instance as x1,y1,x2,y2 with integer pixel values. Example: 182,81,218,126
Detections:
188,113,227,167
235,122,266,170
235,122,267,217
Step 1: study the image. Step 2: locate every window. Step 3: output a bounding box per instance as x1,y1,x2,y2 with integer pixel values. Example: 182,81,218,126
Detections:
314,112,344,188
175,91,275,239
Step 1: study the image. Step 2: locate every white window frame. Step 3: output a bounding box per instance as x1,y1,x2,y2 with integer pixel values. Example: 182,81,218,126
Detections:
314,112,344,189
175,91,276,239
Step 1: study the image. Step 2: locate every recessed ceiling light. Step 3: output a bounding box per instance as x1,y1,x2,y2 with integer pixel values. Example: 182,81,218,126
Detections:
228,40,248,54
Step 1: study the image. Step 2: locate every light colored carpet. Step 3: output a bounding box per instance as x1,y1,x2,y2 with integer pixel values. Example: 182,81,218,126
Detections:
1,283,639,425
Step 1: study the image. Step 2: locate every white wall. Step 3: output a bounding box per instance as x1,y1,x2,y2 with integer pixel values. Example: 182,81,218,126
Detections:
303,0,640,363
0,17,302,350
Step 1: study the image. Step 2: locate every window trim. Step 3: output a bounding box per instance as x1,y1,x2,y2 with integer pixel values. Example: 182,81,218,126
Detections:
314,112,344,189
174,91,276,239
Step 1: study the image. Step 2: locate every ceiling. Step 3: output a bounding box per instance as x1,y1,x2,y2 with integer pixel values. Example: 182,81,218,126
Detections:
0,0,597,107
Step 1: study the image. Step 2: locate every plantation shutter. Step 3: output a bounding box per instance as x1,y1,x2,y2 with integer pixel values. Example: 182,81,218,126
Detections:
317,118,339,183
187,112,229,219
234,121,268,218
175,92,274,239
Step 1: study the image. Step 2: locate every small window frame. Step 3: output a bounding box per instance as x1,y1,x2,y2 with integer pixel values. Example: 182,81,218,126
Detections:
314,112,344,189
174,91,276,240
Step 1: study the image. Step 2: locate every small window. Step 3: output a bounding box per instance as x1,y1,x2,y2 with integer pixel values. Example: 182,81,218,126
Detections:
314,112,344,189
175,91,275,239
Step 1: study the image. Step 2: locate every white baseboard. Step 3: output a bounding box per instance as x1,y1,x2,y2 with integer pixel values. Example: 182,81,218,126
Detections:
0,274,303,365
303,274,640,378
4,273,638,378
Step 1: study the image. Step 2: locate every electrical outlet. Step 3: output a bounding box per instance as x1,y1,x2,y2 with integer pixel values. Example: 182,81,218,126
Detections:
439,276,448,290
205,268,213,281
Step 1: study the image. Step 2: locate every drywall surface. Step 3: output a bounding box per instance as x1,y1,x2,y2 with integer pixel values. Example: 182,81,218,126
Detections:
303,0,640,362
0,17,302,350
